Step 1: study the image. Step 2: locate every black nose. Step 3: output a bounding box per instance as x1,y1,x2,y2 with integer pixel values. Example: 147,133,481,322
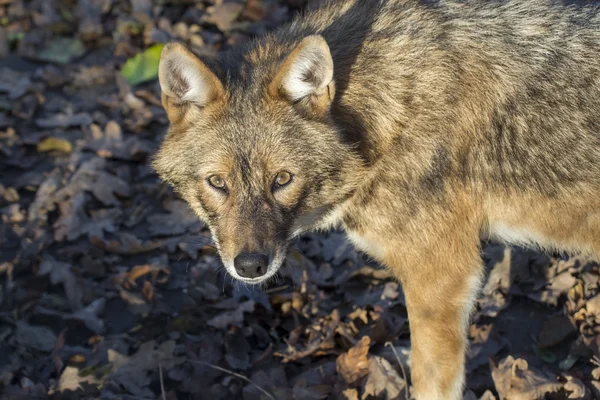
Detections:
234,253,269,279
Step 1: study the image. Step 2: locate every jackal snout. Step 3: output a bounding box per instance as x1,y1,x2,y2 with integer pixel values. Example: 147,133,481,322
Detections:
233,252,269,279
215,209,291,283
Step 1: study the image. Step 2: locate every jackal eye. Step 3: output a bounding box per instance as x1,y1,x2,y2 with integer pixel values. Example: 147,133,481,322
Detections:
273,171,292,189
208,175,226,191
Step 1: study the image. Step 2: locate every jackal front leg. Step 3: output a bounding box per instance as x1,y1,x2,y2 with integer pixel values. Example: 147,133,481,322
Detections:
390,236,483,400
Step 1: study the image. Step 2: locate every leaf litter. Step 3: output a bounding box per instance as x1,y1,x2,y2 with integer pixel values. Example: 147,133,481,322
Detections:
1,1,600,399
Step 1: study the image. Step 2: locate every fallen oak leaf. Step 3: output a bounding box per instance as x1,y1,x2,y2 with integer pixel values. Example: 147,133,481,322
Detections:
53,193,120,242
343,388,359,400
35,111,92,129
207,2,245,32
528,271,578,306
146,199,203,237
36,298,106,334
35,37,86,65
46,158,130,208
108,340,184,397
467,323,510,370
207,300,255,329
562,375,590,399
112,263,170,290
336,336,371,384
126,264,170,287
275,309,341,363
15,321,57,352
127,265,151,286
91,232,163,255
381,282,400,300
362,356,408,400
348,308,369,324
85,121,154,161
491,356,563,400
58,366,101,392
38,257,83,311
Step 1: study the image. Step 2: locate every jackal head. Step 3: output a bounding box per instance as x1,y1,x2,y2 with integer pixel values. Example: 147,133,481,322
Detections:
153,36,363,284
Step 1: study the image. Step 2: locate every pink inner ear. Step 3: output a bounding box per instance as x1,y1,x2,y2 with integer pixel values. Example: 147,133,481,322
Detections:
159,44,222,106
282,40,334,102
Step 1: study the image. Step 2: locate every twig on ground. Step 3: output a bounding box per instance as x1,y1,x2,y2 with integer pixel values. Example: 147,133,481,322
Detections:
385,341,410,400
186,359,278,400
159,361,167,400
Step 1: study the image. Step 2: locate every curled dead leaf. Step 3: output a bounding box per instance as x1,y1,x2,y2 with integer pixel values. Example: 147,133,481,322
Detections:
336,336,371,384
362,356,407,400
491,356,562,400
343,388,359,400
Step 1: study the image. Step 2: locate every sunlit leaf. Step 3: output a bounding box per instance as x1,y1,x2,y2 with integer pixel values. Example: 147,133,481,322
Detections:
120,44,165,86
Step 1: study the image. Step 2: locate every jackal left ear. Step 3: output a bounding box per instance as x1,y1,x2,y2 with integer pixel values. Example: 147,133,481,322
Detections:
270,35,335,114
158,42,224,123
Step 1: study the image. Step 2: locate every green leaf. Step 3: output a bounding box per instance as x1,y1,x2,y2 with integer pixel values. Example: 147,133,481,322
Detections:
37,137,73,154
37,38,85,65
120,44,165,86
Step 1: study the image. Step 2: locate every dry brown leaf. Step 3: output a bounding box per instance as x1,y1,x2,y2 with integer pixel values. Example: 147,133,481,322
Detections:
381,282,400,300
276,310,341,363
343,388,359,400
563,375,589,399
586,294,600,316
58,366,100,392
127,264,151,286
532,272,578,306
207,300,255,329
591,380,600,399
348,308,369,324
336,336,371,384
362,356,407,400
108,340,184,395
124,264,170,288
491,356,563,400
142,281,154,302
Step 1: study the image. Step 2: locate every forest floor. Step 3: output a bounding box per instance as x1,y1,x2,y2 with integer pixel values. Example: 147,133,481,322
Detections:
1,1,599,399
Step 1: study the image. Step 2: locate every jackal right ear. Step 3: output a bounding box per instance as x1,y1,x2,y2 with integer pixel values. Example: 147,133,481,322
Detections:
269,35,335,115
158,42,224,121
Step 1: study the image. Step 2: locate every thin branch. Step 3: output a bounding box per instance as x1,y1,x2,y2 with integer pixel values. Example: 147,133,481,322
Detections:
186,359,278,400
385,342,410,400
159,361,167,400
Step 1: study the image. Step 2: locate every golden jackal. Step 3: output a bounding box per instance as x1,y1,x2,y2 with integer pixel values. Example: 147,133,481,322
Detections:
153,0,600,398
